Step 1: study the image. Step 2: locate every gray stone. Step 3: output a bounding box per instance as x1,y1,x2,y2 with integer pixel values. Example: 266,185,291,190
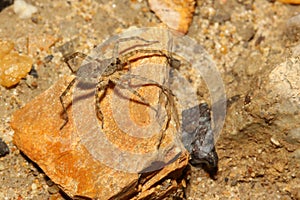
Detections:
235,22,255,41
181,103,218,175
286,127,300,144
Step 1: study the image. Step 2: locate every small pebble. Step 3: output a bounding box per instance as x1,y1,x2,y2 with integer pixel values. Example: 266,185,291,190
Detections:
270,137,282,148
181,179,186,188
0,163,5,171
29,67,38,78
46,179,54,187
31,183,37,191
13,0,37,19
0,40,33,87
47,184,59,194
235,22,255,42
44,55,54,63
0,138,9,157
257,149,263,154
224,177,229,183
230,179,238,186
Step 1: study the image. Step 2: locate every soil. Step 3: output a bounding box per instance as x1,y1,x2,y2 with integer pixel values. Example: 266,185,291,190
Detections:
0,0,299,199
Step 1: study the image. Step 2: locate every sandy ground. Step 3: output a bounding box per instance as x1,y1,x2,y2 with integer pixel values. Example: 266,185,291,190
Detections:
0,0,299,199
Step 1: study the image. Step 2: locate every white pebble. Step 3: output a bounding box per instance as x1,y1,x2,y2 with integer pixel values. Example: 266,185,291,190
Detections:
13,0,37,19
196,177,202,182
270,137,281,147
31,183,37,190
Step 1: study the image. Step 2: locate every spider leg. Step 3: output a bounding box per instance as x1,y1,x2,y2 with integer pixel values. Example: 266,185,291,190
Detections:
113,36,159,61
95,79,110,129
123,73,175,101
123,73,179,150
63,52,95,73
119,72,176,150
114,78,150,106
94,75,153,130
60,50,99,130
59,77,77,130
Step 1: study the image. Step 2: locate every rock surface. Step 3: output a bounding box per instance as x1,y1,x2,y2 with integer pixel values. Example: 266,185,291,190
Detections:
277,0,300,4
148,0,195,34
11,54,189,199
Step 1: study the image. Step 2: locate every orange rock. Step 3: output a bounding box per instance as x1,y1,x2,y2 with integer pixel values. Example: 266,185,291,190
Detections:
0,40,33,87
148,0,196,34
277,0,300,4
11,76,140,198
11,54,188,199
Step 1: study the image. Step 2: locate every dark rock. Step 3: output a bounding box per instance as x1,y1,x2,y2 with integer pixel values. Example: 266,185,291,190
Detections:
0,138,9,157
181,103,218,176
0,0,13,12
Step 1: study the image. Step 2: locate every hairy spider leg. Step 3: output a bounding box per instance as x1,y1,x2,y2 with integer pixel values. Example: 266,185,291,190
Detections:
94,73,156,129
94,78,109,128
60,52,93,130
127,73,176,150
115,41,180,142
113,36,160,58
133,38,182,150
92,37,162,127
113,50,178,150
59,77,77,130
59,36,158,130
59,37,174,131
63,52,94,73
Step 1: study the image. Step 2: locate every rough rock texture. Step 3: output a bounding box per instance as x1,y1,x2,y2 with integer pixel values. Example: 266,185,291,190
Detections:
13,77,137,198
11,54,189,199
227,56,300,146
148,0,195,34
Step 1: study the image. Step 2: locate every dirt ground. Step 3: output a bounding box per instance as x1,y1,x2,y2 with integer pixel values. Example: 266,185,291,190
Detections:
0,0,299,199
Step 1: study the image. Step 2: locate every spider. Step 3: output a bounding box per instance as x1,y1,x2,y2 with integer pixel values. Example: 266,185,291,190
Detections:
59,36,177,133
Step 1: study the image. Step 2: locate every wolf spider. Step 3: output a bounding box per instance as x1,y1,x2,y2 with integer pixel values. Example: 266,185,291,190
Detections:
59,36,177,132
